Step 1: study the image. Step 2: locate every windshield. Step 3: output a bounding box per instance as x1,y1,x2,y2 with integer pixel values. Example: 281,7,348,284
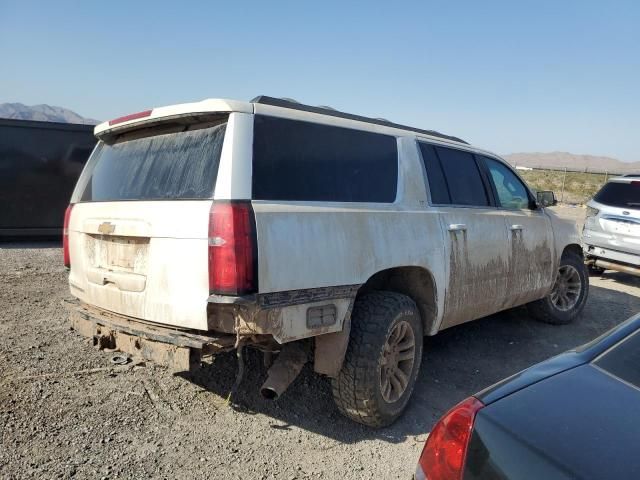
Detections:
593,181,640,209
75,119,227,202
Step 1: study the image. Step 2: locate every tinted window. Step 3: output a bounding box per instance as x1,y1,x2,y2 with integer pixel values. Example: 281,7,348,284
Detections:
77,121,227,201
594,181,640,208
595,329,640,388
252,116,398,202
419,143,450,204
483,157,531,209
435,146,489,206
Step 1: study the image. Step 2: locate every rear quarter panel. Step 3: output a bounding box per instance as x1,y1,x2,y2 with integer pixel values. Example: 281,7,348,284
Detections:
252,137,447,330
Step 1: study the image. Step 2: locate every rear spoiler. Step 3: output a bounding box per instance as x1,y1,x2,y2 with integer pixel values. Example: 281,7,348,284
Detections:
94,98,252,141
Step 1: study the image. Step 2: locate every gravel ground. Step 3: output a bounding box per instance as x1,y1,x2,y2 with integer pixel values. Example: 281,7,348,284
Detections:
2,209,640,479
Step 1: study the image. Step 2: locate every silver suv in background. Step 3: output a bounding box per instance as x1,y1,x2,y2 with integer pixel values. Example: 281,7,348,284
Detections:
584,176,640,275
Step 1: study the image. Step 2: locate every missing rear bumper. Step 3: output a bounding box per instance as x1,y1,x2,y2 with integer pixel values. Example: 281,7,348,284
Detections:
63,299,236,372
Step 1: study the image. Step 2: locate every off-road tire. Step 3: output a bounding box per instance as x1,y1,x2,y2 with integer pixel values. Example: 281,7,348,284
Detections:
528,252,589,325
331,291,423,428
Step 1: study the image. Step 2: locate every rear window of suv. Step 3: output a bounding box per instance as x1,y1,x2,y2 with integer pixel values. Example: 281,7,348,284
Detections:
252,116,398,202
76,119,227,202
593,181,640,208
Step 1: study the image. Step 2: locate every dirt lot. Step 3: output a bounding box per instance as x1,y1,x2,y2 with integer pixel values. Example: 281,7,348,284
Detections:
2,207,640,479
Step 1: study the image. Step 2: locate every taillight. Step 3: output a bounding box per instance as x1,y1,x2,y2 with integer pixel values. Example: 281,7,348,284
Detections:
108,109,152,126
208,201,257,295
63,204,74,268
416,396,484,480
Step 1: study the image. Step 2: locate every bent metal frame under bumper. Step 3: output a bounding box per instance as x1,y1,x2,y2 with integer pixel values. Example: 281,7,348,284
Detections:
63,299,236,372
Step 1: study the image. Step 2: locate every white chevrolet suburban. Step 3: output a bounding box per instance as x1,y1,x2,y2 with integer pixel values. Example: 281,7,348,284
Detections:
64,96,588,427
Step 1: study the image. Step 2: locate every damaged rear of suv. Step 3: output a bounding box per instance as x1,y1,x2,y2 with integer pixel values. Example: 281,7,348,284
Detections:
65,96,587,427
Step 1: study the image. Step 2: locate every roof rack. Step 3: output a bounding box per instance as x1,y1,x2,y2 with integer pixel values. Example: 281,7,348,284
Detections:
250,95,468,144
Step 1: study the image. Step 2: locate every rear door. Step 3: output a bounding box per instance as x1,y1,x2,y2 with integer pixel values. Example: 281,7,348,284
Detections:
480,156,555,306
67,115,229,330
419,143,510,329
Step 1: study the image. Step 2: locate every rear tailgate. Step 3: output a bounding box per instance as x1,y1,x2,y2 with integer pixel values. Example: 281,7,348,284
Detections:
68,201,211,329
67,115,230,330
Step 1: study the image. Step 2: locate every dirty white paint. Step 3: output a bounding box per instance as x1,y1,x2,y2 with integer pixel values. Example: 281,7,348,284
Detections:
546,208,582,264
68,97,582,341
68,201,211,330
252,137,448,334
213,113,253,200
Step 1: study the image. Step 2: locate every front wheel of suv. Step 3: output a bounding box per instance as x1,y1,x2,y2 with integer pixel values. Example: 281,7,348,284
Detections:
528,251,589,325
331,291,423,428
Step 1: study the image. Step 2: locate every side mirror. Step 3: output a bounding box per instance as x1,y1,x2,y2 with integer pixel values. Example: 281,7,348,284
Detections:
536,190,557,207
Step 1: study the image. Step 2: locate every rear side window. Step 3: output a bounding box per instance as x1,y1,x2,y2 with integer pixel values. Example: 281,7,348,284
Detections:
594,181,640,208
77,120,227,201
418,143,450,204
432,146,489,206
252,116,398,202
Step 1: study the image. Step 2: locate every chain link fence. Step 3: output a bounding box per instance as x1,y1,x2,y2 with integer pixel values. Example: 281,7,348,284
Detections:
512,166,630,205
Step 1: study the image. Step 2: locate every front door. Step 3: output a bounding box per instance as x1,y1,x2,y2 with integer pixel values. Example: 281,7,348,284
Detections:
480,156,555,307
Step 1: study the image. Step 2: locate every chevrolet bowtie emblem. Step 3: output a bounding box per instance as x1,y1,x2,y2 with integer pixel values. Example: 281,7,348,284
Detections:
98,222,115,234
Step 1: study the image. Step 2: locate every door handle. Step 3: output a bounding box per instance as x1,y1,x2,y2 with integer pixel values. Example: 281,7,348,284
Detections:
448,224,467,232
510,224,524,231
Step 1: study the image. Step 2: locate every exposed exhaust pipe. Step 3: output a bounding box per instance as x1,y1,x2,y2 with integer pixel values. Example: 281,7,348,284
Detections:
594,259,640,276
260,343,308,400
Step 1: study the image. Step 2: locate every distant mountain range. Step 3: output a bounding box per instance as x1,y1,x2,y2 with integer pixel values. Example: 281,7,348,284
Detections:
504,152,640,174
0,102,99,125
2,102,637,173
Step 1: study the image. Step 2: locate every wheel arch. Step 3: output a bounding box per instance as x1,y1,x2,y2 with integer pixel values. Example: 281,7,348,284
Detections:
357,266,438,336
562,243,584,260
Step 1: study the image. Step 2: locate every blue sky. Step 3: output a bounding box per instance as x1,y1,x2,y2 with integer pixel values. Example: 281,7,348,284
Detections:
2,1,639,161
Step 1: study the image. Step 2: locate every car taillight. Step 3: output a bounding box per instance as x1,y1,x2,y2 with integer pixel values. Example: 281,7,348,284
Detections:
208,201,257,295
63,204,74,268
416,396,484,480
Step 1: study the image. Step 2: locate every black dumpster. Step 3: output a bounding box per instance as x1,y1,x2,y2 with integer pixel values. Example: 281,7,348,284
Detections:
0,118,97,237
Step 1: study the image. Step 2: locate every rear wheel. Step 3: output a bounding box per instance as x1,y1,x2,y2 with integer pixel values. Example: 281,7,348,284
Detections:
331,291,423,427
528,252,589,325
